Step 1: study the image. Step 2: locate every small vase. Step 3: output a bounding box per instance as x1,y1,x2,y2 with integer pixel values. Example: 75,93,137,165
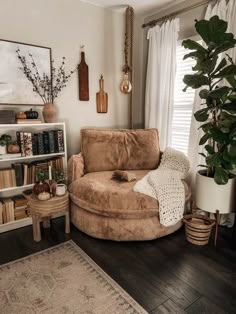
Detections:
42,102,57,123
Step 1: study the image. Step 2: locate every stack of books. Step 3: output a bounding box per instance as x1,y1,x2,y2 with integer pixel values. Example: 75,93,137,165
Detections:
0,110,15,124
0,169,16,189
16,129,64,156
16,118,42,124
0,195,29,224
0,199,15,223
12,195,29,220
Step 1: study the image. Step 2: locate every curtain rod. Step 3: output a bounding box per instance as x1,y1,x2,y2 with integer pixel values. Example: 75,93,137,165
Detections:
142,0,210,28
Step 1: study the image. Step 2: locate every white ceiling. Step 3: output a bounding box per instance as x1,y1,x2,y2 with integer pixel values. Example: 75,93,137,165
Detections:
80,0,183,15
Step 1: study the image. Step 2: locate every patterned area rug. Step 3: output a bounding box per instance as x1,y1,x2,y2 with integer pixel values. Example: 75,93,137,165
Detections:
0,240,147,314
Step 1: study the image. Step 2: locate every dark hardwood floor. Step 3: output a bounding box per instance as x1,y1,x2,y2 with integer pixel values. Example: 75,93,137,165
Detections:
0,218,235,314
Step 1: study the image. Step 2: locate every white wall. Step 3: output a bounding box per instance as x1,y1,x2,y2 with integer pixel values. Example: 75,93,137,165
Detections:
0,0,129,156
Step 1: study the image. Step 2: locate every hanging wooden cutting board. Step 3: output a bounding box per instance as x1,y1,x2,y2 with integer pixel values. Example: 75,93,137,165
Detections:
78,51,89,101
96,75,108,113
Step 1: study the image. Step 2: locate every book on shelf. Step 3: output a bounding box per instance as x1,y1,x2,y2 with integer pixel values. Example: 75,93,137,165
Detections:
0,110,15,124
16,119,42,124
0,201,3,224
12,163,24,186
2,198,15,223
54,129,64,153
24,132,33,156
43,131,50,154
37,133,44,155
0,169,16,189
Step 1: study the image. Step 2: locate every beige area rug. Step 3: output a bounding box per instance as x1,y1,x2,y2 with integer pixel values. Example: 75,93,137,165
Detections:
0,240,147,314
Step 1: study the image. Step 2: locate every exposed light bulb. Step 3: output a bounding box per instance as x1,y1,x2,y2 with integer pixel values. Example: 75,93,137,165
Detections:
120,73,132,94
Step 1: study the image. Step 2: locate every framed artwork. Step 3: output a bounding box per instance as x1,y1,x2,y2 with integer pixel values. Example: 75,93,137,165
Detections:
0,39,52,106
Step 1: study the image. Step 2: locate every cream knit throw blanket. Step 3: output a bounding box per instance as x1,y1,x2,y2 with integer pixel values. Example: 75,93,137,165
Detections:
133,147,190,226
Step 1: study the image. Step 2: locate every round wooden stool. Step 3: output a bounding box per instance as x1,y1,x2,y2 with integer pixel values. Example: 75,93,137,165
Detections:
25,192,70,242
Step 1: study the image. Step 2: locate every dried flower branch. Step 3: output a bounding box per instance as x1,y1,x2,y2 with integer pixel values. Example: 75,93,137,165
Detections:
16,48,76,103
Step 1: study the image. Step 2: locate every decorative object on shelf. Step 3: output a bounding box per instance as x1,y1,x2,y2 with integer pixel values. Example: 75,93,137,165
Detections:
183,214,215,246
33,181,50,195
24,108,39,119
182,16,236,246
96,75,108,113
16,48,76,121
37,191,51,201
0,134,12,155
0,39,51,106
42,102,57,123
7,142,20,154
78,45,89,101
120,6,134,128
16,112,27,119
56,183,67,196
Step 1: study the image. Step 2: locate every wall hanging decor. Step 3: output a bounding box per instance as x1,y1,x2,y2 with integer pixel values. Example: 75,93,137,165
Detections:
0,39,51,106
96,75,108,113
78,45,89,101
16,49,76,122
120,6,134,128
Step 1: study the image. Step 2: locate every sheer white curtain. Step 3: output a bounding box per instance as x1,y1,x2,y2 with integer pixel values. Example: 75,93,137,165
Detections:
188,0,236,225
145,18,179,150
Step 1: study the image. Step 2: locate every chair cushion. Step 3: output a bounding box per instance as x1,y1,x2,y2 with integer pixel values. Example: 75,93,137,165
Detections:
80,128,160,173
69,170,190,220
69,170,158,219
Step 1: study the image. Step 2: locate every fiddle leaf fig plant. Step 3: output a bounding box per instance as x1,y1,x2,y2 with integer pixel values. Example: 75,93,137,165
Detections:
182,15,236,185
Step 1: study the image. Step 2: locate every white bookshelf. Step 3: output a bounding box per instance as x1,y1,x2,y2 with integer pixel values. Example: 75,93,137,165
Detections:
0,122,67,233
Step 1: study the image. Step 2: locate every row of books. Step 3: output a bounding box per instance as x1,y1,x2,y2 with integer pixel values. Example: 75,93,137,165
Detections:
0,156,64,189
0,195,30,224
16,129,64,157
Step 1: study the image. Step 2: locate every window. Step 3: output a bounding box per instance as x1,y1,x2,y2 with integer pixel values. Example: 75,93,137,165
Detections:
171,39,200,155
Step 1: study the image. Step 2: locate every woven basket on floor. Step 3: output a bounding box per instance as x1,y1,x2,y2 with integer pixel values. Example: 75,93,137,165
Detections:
183,214,215,246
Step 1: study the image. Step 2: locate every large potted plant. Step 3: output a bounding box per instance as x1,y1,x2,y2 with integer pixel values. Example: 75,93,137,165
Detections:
182,15,236,214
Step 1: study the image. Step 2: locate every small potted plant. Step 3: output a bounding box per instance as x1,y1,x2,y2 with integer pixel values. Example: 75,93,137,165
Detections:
0,134,12,155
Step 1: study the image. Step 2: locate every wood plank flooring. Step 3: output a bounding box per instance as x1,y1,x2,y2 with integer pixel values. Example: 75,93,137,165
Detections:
0,218,235,314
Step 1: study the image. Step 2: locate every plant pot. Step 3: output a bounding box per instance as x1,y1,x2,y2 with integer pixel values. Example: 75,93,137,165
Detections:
196,171,236,214
0,145,7,155
183,214,215,245
42,102,57,123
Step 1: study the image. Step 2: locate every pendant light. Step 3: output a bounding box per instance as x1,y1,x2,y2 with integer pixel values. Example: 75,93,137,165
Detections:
120,6,134,94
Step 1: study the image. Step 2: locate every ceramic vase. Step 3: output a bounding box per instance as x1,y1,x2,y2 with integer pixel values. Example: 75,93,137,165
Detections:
42,102,57,123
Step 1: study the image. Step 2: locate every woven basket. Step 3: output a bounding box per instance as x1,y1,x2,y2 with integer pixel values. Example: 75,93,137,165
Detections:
183,214,215,246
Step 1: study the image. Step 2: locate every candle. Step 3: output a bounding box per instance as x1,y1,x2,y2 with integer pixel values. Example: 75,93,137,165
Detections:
49,165,52,180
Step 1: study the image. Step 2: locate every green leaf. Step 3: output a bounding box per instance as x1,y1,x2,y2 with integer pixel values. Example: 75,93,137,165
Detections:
213,40,236,56
214,64,236,78
208,86,231,99
182,39,206,52
205,144,215,154
226,75,236,88
195,19,211,44
194,108,209,122
222,102,236,113
209,127,228,143
183,74,209,89
183,51,205,61
199,133,211,145
228,141,236,157
214,167,229,185
199,89,209,99
199,122,212,132
212,58,227,75
206,152,221,167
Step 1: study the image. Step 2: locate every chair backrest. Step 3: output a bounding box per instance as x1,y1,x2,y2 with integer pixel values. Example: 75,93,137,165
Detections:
80,128,161,173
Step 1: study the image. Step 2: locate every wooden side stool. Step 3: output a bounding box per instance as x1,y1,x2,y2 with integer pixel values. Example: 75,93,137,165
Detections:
25,192,70,242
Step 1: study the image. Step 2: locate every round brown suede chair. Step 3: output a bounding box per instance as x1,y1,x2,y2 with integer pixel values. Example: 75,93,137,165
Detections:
68,128,191,241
